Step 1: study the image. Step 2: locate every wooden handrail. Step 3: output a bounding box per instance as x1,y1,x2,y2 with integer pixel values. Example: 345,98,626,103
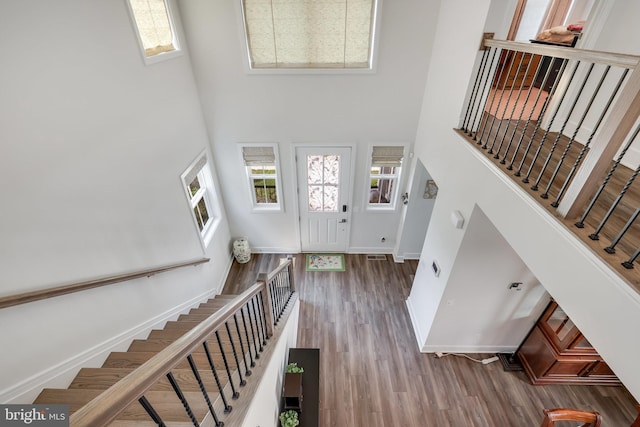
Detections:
70,281,267,426
0,258,210,309
485,39,639,69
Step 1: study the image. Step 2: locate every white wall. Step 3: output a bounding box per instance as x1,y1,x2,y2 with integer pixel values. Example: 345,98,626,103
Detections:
422,206,549,352
241,299,300,427
177,0,438,254
394,158,433,261
0,1,232,403
407,0,640,400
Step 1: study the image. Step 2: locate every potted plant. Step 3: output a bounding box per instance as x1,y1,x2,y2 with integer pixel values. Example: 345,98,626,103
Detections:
285,362,304,373
279,409,299,427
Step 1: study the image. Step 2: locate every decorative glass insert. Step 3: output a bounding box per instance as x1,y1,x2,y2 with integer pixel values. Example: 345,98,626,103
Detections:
242,0,376,69
307,155,340,212
128,0,178,58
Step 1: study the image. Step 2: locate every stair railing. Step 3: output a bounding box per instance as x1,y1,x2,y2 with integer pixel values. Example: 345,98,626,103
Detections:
69,258,296,427
460,38,640,269
0,258,210,309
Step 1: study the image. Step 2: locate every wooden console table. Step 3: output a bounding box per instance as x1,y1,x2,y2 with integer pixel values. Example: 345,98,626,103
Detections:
285,348,319,427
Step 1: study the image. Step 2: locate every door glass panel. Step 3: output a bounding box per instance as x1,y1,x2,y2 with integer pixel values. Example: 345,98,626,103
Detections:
546,305,575,341
307,154,340,212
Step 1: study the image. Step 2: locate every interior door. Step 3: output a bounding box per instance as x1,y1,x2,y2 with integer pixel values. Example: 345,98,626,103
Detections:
296,146,351,252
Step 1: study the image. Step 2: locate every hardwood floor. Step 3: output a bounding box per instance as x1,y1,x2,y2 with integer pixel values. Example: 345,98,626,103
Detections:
223,253,639,426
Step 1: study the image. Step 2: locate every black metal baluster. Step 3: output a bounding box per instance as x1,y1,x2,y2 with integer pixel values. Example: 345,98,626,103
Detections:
492,52,531,158
233,313,252,376
604,207,640,254
540,63,597,199
516,58,569,178
202,341,232,413
622,246,640,269
251,297,267,347
478,48,509,147
215,331,240,399
258,291,271,338
187,355,224,427
255,293,269,342
138,395,167,427
576,120,640,228
461,46,488,132
240,306,256,366
501,54,543,164
589,162,640,240
224,321,246,386
487,50,522,153
269,281,279,323
523,60,580,185
470,49,500,140
246,303,261,358
508,55,554,171
552,67,627,208
166,371,200,426
462,47,490,133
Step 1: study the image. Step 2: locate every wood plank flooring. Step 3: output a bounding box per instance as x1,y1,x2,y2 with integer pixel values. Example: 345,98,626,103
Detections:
223,254,639,426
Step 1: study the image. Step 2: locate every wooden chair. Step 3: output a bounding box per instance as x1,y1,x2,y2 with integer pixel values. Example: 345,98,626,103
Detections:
631,404,640,427
540,408,602,427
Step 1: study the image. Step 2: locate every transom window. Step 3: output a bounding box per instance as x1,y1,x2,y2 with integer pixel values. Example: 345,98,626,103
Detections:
242,145,283,211
127,0,180,63
368,146,404,209
242,0,377,69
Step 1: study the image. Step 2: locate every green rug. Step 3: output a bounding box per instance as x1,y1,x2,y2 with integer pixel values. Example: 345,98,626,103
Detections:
305,254,345,272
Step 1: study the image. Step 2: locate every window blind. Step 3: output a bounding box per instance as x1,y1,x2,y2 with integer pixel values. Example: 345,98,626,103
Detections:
183,156,207,185
371,146,404,167
242,146,276,166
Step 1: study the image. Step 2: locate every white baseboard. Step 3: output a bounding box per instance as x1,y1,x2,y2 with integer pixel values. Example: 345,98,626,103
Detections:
250,247,299,254
394,252,420,263
347,247,392,254
405,297,425,349
1,287,221,404
420,345,518,354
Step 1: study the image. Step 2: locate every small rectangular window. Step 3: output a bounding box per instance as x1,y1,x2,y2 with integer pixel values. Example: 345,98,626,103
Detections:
368,146,404,210
182,155,218,246
242,145,283,211
127,0,181,64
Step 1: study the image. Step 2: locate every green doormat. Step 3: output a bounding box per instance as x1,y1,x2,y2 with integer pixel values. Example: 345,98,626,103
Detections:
305,254,345,272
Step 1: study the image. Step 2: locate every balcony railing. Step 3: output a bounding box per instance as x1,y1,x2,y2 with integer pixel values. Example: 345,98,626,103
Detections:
459,38,640,287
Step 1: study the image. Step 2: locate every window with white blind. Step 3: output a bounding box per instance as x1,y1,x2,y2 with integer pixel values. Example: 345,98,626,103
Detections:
181,154,219,246
127,0,181,64
241,144,283,211
368,146,404,210
241,0,378,70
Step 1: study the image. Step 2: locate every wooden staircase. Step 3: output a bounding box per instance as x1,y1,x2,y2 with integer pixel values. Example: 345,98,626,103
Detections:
33,294,256,426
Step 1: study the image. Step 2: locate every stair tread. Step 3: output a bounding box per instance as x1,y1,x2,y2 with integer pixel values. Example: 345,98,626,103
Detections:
69,367,226,392
35,389,210,422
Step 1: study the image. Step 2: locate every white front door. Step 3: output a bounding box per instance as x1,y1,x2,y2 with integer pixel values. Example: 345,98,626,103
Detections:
296,147,351,252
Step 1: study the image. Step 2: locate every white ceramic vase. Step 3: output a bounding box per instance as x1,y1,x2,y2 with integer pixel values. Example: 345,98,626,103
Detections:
233,238,251,264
